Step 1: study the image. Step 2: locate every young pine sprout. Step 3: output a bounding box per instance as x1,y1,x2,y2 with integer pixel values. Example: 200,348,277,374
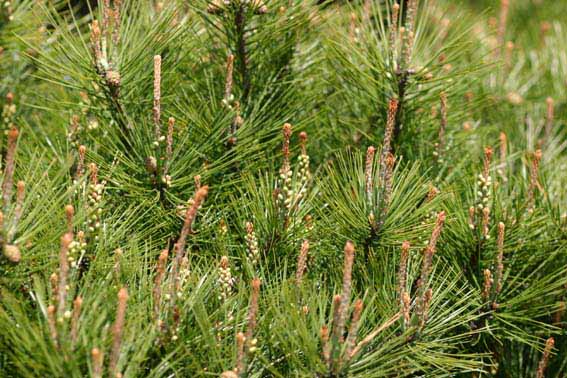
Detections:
398,241,410,319
47,305,58,346
333,241,355,345
153,249,169,322
295,239,309,285
434,92,448,164
245,278,261,348
494,222,506,298
224,54,235,106
70,296,82,348
153,55,162,143
545,97,554,140
162,117,174,182
57,233,73,322
109,287,129,378
482,269,493,301
498,132,507,181
91,347,104,378
496,0,510,59
388,2,400,49
527,149,543,213
536,337,555,378
365,146,376,227
380,99,398,166
148,55,174,188
417,211,446,330
343,299,364,359
225,278,262,377
381,152,396,218
319,241,394,374
403,0,418,64
169,186,209,334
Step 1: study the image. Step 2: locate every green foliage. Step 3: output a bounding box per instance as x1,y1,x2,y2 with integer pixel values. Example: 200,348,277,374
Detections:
1,0,566,377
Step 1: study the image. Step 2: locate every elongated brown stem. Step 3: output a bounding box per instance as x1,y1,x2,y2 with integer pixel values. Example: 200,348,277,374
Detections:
224,54,235,103
91,348,104,378
57,233,73,320
47,305,58,346
344,299,364,363
536,337,555,378
172,186,209,294
164,117,174,177
495,222,505,296
365,146,376,203
153,249,169,321
388,3,400,50
109,287,128,377
545,97,554,140
482,269,493,300
381,153,396,217
417,212,445,326
296,239,309,284
496,0,509,60
321,324,331,365
527,149,542,212
236,332,246,375
245,278,261,345
153,55,162,141
333,242,355,344
71,296,82,348
398,241,410,308
381,99,399,166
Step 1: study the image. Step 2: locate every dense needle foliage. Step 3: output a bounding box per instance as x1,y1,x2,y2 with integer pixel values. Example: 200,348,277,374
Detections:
1,0,566,377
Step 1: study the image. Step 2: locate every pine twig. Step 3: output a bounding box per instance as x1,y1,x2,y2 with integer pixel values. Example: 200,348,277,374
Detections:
494,222,505,297
57,233,73,321
527,149,542,213
109,287,129,377
536,337,555,378
91,348,104,378
153,55,162,142
545,97,554,141
295,239,309,284
153,249,169,322
344,299,364,362
333,241,355,345
70,296,82,348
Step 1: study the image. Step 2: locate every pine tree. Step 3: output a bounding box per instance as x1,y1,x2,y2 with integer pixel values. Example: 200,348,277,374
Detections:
1,0,566,377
